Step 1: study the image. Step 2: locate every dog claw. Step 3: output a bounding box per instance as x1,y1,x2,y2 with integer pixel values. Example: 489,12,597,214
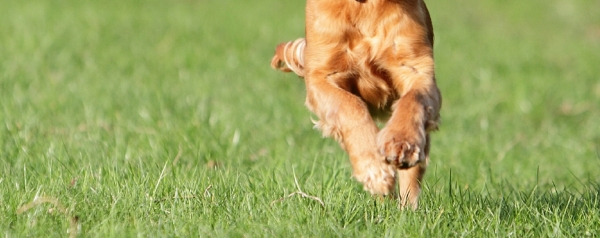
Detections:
385,155,398,163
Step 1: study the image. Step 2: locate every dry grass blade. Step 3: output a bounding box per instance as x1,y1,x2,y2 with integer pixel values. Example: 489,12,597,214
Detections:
270,168,325,208
152,161,169,198
16,197,66,215
17,196,79,238
172,144,183,166
154,195,199,204
153,185,212,203
270,191,325,208
204,185,213,197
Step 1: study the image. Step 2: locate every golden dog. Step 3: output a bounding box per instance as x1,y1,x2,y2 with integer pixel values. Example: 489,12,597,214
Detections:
271,0,441,209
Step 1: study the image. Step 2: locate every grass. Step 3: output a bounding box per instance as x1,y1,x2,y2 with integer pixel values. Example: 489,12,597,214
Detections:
1,0,599,236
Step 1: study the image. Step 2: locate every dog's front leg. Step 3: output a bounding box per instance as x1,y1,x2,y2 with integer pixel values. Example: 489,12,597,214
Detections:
304,73,396,196
377,64,441,208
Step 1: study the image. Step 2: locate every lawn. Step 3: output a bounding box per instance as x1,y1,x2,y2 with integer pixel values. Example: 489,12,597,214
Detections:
1,0,600,237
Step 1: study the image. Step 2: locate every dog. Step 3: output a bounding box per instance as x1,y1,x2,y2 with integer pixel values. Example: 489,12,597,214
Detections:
270,0,441,209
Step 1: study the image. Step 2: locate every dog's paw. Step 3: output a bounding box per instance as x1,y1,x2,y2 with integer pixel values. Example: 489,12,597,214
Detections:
377,126,425,169
352,158,395,195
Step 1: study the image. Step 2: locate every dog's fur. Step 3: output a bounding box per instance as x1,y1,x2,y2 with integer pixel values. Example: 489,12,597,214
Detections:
271,0,441,209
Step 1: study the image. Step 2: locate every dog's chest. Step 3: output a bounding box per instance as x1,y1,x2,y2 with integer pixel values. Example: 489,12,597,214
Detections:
338,6,404,113
309,1,424,114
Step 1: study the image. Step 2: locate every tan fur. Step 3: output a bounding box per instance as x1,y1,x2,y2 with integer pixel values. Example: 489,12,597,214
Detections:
270,0,441,209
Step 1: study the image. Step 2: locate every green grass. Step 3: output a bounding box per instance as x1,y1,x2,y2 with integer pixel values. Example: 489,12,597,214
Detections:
1,0,600,236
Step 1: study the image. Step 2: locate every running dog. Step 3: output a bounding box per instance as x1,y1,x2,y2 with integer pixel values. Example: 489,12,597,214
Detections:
271,0,441,209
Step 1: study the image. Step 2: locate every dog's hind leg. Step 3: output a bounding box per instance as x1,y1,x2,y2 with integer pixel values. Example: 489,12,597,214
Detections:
395,134,430,209
396,164,426,209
